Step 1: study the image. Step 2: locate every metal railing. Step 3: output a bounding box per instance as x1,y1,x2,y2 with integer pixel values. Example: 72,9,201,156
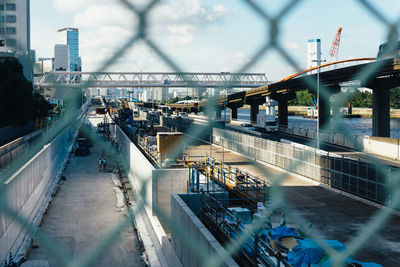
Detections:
213,128,396,205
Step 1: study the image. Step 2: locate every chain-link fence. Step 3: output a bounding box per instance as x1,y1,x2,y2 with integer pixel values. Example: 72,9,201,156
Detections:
1,0,400,266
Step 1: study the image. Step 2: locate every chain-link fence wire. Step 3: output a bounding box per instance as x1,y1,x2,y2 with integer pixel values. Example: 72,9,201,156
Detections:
1,0,400,266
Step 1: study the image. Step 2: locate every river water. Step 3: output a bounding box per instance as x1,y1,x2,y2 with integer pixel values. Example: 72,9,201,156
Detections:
221,108,400,138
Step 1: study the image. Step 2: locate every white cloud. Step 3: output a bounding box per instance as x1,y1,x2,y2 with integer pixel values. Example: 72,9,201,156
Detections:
166,25,194,45
74,5,134,28
285,41,300,50
51,0,228,71
53,0,109,12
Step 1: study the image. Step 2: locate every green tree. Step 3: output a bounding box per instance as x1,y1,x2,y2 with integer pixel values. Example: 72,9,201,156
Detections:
390,88,400,109
349,90,372,108
0,59,51,127
288,90,315,106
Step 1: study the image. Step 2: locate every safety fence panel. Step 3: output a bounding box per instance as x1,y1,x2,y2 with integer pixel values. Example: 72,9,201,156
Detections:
213,128,391,205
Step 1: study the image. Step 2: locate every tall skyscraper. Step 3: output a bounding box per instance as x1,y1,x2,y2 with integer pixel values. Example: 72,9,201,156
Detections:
56,27,81,71
307,38,321,73
0,0,32,80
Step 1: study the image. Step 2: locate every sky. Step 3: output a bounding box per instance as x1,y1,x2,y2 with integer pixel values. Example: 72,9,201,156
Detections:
31,0,400,81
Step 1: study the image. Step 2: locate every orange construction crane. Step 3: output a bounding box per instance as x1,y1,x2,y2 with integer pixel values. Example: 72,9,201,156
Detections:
329,27,342,62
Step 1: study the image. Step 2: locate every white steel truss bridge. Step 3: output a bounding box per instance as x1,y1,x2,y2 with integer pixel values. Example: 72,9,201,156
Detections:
35,72,269,88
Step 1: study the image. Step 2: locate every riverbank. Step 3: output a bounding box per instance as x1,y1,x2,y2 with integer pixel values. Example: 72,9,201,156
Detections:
240,105,400,118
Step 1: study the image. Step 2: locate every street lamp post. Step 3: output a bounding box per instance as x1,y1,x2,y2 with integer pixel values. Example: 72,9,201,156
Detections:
312,59,326,150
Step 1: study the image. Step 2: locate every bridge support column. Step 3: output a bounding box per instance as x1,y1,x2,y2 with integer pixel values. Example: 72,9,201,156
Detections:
250,104,259,123
215,107,221,119
372,88,390,137
230,108,238,120
278,101,288,127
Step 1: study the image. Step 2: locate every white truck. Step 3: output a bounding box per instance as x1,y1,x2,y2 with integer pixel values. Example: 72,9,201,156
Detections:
256,98,278,132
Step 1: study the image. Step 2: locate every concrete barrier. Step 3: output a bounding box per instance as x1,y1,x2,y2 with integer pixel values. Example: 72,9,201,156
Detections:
0,129,44,170
0,121,35,146
0,126,75,265
152,169,188,231
363,137,400,159
171,194,238,267
111,124,187,266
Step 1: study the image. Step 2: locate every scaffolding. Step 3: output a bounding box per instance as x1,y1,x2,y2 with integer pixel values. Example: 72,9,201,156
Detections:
200,193,291,267
189,157,269,210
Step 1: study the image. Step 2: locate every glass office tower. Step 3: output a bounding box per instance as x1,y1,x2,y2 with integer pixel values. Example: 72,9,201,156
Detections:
56,27,81,71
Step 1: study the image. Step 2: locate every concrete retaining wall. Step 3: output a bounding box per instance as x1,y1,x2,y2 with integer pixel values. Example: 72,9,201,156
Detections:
363,137,400,159
171,194,238,267
152,169,188,231
111,125,187,266
113,125,155,215
0,126,74,265
0,121,35,146
0,129,44,170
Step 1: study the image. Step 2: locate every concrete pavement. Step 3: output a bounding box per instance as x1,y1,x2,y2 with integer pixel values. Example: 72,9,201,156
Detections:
26,113,144,267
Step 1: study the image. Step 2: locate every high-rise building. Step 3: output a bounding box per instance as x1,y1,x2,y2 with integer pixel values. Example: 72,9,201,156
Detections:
54,44,69,71
153,87,169,101
307,39,321,73
56,27,81,71
140,89,151,102
0,0,32,80
191,88,206,98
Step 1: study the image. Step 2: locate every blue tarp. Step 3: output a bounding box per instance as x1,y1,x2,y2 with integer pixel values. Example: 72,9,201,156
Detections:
261,226,299,241
288,239,346,266
320,258,383,267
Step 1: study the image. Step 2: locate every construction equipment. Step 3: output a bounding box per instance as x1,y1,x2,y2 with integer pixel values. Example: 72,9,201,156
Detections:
328,27,342,62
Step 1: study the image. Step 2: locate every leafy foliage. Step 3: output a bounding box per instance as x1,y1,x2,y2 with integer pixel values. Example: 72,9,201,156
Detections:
390,88,400,109
289,88,400,109
0,59,51,127
165,96,194,104
347,90,372,108
288,90,315,106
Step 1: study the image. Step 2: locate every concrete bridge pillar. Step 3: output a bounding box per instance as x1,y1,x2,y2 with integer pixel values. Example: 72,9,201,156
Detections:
250,104,259,123
372,88,390,137
278,101,288,127
230,107,238,120
215,106,221,119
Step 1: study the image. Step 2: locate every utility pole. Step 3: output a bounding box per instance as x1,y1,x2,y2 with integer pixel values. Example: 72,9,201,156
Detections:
312,59,326,150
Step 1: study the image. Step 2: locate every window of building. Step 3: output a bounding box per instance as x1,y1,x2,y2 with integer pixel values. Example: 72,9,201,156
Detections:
0,28,4,35
0,40,4,47
5,3,16,11
6,27,16,34
0,16,4,23
6,15,16,23
0,4,4,11
6,38,16,47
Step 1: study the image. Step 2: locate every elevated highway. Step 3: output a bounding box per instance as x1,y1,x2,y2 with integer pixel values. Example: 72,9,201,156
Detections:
165,58,400,137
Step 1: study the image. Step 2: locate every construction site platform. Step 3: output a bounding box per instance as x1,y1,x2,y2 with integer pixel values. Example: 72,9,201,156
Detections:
186,143,400,266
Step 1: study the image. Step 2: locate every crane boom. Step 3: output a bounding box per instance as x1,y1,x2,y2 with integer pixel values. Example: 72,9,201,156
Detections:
329,27,342,60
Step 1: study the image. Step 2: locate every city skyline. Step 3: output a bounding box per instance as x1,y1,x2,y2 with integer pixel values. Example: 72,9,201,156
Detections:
31,0,400,81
